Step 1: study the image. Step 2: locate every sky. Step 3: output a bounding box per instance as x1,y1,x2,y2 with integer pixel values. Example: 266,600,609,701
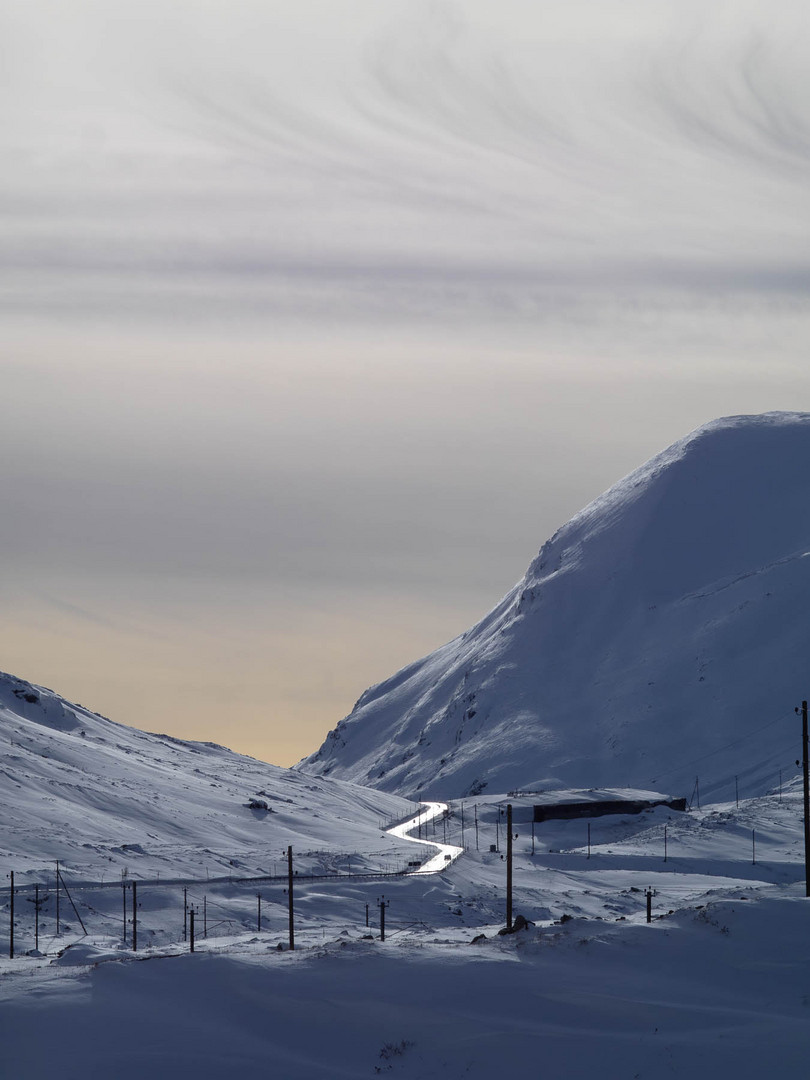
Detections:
2,0,810,766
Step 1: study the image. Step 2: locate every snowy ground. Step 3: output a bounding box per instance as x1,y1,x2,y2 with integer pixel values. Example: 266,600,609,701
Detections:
3,784,810,1078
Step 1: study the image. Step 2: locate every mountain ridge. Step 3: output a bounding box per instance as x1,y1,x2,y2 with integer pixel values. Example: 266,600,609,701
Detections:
0,669,411,881
298,412,810,800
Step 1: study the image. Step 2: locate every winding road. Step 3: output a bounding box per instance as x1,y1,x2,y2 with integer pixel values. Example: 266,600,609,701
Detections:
387,801,463,874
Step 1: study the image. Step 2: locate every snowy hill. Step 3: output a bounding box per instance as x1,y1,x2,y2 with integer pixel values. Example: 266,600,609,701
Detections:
0,671,412,882
300,413,810,801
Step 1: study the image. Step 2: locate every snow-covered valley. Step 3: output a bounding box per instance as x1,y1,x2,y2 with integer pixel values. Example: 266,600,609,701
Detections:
2,666,810,1077
3,779,810,1078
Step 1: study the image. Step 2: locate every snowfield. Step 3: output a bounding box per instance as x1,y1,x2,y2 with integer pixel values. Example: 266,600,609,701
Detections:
4,895,810,1080
3,785,810,1078
2,663,810,1077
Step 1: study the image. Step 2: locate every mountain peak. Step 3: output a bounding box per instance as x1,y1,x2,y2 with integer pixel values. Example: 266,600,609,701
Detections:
299,412,810,800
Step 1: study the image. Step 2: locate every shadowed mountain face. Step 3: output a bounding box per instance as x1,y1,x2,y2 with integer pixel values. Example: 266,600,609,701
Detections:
299,413,810,801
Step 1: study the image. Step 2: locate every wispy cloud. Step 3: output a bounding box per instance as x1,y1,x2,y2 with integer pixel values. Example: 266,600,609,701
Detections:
2,1,810,762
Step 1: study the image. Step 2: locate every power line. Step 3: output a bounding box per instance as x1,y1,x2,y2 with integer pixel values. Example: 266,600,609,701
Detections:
649,710,794,785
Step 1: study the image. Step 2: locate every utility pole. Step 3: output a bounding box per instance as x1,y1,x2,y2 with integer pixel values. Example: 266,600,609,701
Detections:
183,887,188,941
287,846,295,951
27,884,43,952
646,887,652,924
122,880,127,943
257,893,262,932
474,805,479,851
132,881,137,952
506,804,513,931
189,908,195,953
365,902,369,927
55,861,60,936
9,871,14,959
378,897,387,942
204,896,207,939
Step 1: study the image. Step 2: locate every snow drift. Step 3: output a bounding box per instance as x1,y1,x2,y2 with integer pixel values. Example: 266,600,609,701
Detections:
299,413,810,800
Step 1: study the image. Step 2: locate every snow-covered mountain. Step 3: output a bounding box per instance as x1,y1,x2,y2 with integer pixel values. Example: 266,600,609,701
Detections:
299,413,810,801
0,671,412,881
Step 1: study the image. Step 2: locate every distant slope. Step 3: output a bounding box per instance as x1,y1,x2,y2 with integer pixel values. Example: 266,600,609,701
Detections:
299,413,810,800
0,671,411,881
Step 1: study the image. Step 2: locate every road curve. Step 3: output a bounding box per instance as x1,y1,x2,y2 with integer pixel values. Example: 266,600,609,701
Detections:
387,801,463,875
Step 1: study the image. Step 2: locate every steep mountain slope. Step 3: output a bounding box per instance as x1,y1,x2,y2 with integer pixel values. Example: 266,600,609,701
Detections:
0,671,412,881
299,413,810,800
